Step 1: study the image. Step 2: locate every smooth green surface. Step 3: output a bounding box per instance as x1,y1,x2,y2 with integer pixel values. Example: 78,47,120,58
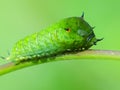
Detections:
0,0,120,90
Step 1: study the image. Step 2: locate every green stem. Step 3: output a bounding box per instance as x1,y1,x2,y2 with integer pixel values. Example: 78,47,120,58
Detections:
0,49,120,76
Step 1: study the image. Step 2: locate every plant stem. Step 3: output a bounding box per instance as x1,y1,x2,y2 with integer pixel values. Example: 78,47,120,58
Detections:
0,49,120,76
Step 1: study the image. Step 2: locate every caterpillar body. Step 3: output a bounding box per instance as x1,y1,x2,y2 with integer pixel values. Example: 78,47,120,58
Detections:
6,13,102,64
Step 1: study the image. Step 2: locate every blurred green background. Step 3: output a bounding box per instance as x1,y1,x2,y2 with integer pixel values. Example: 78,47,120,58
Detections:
0,0,120,90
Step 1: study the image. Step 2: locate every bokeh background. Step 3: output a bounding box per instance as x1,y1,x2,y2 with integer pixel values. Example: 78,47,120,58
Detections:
0,0,120,90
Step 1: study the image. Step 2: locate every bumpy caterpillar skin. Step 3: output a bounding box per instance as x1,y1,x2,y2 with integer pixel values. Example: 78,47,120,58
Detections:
8,14,102,64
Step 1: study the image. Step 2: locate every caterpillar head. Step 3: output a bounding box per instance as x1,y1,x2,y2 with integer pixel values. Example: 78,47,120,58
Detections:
58,13,103,50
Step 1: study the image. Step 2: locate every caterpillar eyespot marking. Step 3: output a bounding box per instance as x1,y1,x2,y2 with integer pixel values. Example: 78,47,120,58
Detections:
65,28,71,32
2,13,103,65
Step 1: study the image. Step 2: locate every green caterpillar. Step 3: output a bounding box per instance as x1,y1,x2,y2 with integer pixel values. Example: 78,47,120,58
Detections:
6,13,102,64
